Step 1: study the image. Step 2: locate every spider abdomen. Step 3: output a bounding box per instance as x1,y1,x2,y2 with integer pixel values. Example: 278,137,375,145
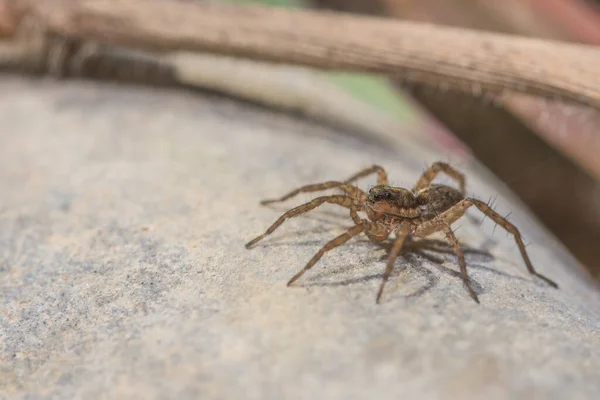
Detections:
416,184,464,221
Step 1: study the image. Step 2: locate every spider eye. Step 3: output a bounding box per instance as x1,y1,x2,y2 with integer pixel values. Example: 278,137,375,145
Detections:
369,187,393,201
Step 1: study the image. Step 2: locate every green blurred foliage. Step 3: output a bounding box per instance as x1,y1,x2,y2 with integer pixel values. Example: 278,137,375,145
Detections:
326,72,416,124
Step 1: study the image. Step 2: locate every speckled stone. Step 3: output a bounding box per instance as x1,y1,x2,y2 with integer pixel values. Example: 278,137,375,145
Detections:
1,77,599,400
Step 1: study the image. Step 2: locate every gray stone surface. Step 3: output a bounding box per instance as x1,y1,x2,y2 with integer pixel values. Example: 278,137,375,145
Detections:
1,77,600,400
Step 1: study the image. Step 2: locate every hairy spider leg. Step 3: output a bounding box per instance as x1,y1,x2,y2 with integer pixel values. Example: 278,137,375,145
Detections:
245,195,361,248
260,165,388,206
466,198,558,288
413,161,467,194
411,197,558,301
287,223,367,286
443,225,479,303
376,223,411,303
260,181,365,205
343,164,389,185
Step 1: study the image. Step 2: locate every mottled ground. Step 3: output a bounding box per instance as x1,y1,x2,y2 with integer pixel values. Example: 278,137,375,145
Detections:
1,78,599,400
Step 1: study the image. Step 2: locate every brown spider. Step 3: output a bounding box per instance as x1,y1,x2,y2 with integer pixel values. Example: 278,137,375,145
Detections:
245,162,558,303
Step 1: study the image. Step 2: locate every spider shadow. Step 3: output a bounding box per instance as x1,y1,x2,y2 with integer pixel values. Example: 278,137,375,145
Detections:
400,238,534,282
301,238,480,298
301,237,531,300
303,253,440,300
250,204,531,298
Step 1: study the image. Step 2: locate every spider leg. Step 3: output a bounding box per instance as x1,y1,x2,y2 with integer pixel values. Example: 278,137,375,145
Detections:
442,225,479,303
413,198,558,289
260,181,365,205
260,166,388,206
465,198,558,288
343,164,389,185
376,223,411,304
413,161,466,194
287,223,366,286
246,195,360,248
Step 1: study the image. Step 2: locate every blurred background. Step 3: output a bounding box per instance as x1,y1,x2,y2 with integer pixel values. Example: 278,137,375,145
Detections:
225,0,600,281
2,0,596,280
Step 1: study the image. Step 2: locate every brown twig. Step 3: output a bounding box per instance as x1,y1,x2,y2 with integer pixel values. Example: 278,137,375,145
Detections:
5,0,600,110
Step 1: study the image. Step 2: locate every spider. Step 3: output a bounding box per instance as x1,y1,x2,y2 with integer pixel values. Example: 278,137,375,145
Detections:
245,162,558,303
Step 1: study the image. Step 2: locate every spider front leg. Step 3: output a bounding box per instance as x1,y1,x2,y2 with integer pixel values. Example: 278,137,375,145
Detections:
246,195,361,248
442,225,479,303
260,165,387,206
343,164,389,185
413,161,467,194
376,223,410,304
287,222,367,286
260,181,365,205
411,215,481,302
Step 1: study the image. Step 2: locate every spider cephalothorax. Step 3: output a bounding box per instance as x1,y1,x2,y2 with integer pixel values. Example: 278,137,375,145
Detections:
366,185,420,220
246,162,558,304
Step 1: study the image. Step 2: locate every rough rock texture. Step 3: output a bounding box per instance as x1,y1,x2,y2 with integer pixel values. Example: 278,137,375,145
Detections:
1,77,599,400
